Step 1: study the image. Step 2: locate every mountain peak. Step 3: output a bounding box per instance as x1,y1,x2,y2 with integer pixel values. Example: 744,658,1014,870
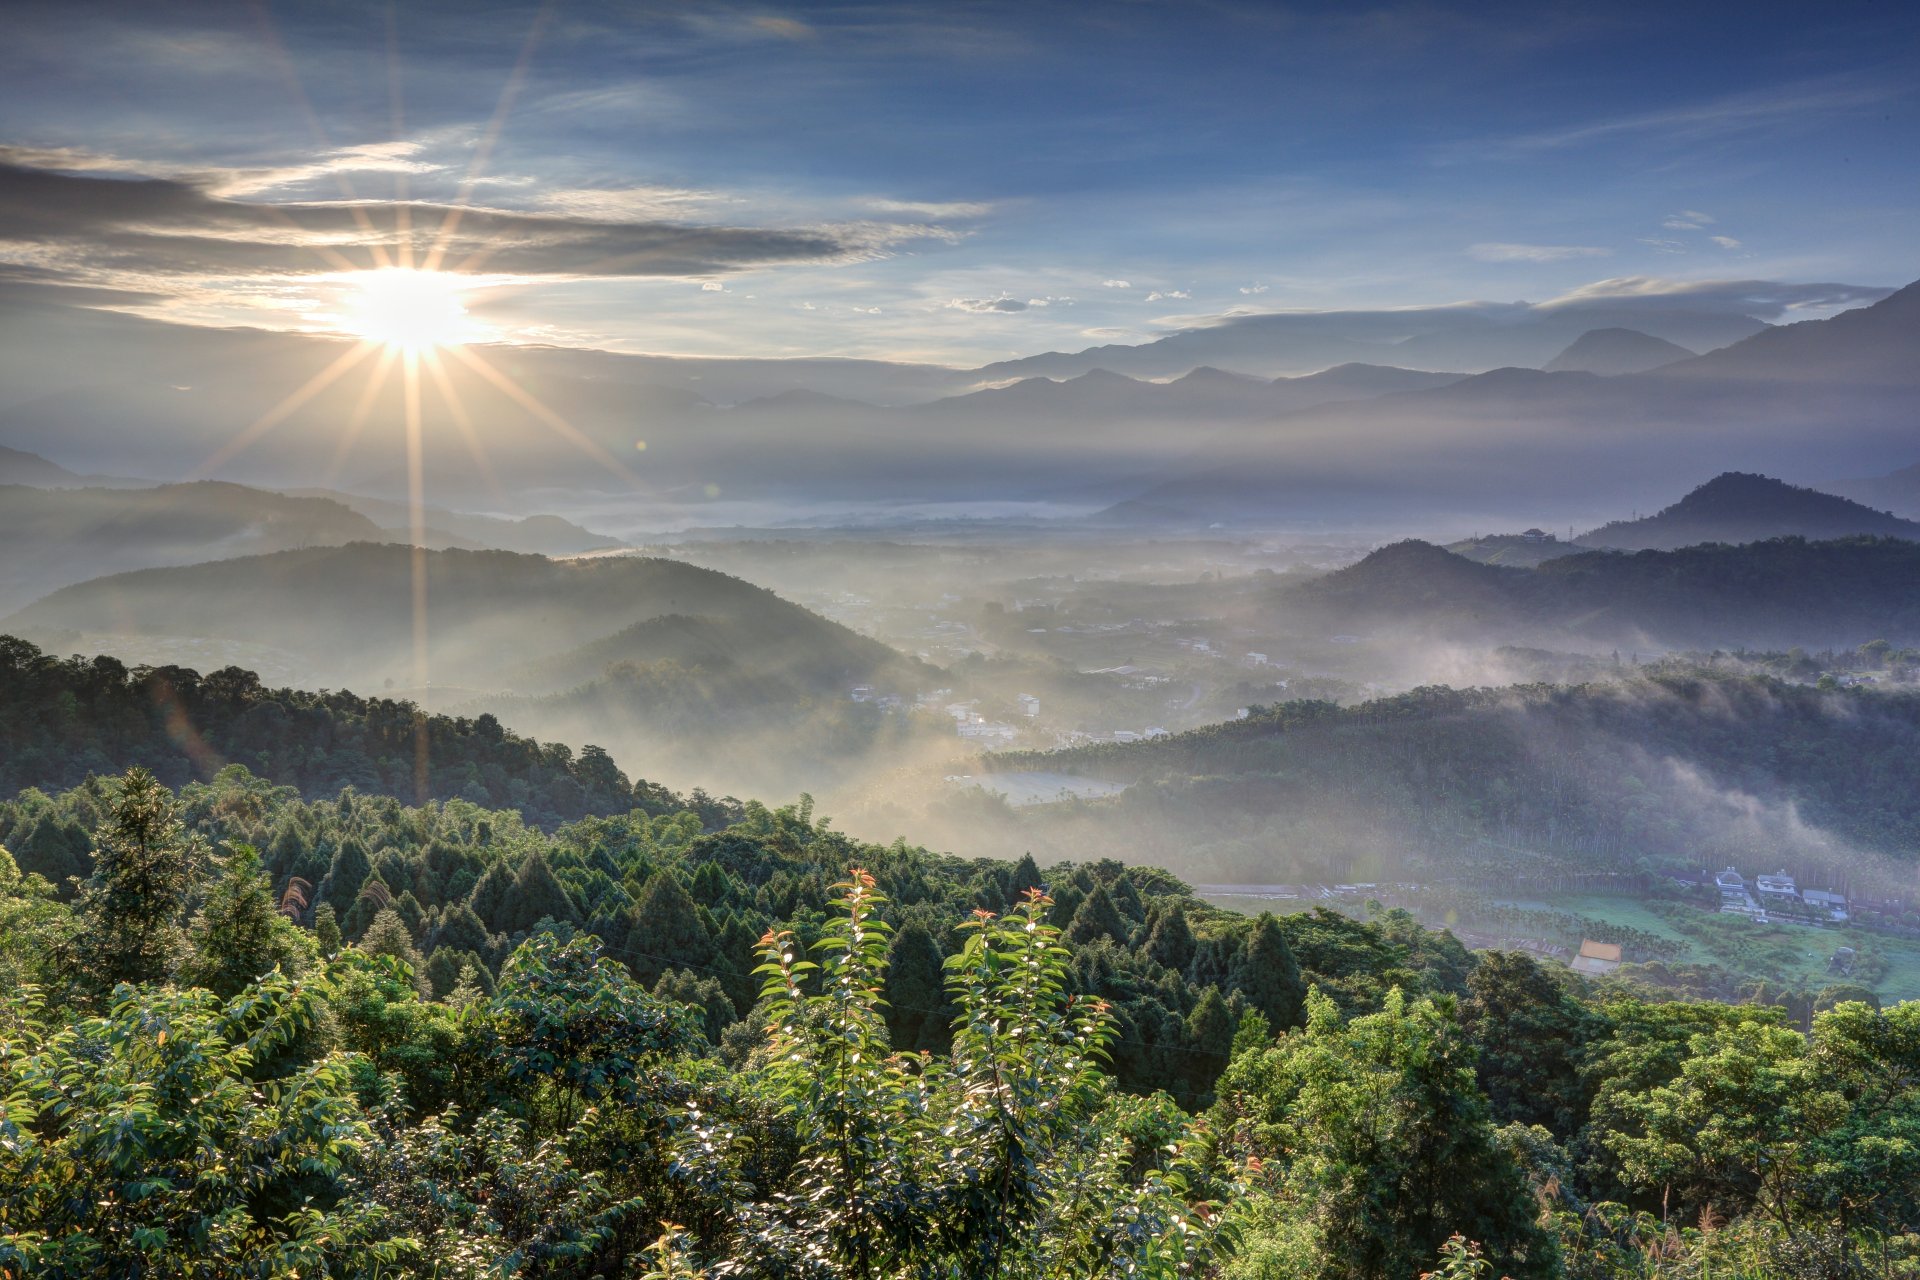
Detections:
1578,471,1920,550
1543,327,1695,375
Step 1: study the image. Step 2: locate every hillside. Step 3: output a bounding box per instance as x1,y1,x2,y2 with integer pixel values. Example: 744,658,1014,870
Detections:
1578,472,1920,550
0,444,86,486
0,481,390,614
1542,327,1695,374
0,634,706,827
3,542,927,693
984,674,1920,887
1831,460,1920,520
283,487,626,555
1277,535,1920,648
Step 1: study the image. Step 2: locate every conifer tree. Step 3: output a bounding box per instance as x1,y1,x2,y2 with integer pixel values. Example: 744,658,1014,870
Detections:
883,919,951,1053
466,859,517,931
622,870,713,987
1145,900,1197,973
1184,985,1235,1105
1231,912,1307,1030
1065,881,1129,947
65,768,196,995
496,851,578,935
323,836,371,909
181,844,308,997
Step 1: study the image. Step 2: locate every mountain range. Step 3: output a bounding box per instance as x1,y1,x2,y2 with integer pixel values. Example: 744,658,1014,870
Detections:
1,276,1914,528
1277,535,1920,649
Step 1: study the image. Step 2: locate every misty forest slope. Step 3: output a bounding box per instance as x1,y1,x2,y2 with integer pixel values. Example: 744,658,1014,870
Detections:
3,542,927,693
0,634,718,828
0,481,390,614
1277,535,1920,648
1577,471,1920,550
985,674,1920,886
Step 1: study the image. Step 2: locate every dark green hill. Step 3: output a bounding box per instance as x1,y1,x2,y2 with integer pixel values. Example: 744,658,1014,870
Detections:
0,634,714,828
0,481,389,614
1577,472,1920,550
4,542,924,694
1282,535,1920,648
987,674,1920,887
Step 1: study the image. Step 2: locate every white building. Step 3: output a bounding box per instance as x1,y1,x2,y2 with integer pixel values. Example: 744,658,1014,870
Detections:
1755,871,1798,900
1015,693,1040,717
958,720,1018,742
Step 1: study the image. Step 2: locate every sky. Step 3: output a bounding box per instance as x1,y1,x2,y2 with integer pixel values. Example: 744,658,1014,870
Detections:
1,0,1916,365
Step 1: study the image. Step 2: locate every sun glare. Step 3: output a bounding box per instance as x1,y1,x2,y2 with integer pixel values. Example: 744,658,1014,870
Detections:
340,268,475,352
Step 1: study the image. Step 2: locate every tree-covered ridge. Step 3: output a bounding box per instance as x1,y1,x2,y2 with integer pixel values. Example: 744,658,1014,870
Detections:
1574,471,1920,551
1281,535,1920,646
987,673,1920,883
1,768,1916,1278
0,636,726,829
2,541,934,694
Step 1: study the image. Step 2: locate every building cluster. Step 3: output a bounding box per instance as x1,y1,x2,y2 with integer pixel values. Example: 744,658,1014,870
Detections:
1711,866,1849,923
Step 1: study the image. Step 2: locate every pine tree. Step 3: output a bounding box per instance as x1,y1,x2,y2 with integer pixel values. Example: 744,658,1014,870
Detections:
323,837,371,909
1008,852,1044,896
1065,881,1129,947
66,768,196,995
357,906,428,994
311,901,342,956
1231,912,1306,1030
883,920,952,1053
181,844,308,997
496,851,579,935
1145,901,1197,973
1184,986,1235,1105
622,870,713,987
466,859,517,932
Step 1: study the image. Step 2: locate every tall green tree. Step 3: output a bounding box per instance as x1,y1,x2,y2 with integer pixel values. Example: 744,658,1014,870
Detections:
64,767,197,996
180,843,310,998
1216,988,1555,1280
882,918,950,1053
1231,912,1306,1031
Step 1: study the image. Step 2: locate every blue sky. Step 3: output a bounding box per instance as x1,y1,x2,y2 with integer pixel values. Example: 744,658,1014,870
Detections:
1,0,1914,362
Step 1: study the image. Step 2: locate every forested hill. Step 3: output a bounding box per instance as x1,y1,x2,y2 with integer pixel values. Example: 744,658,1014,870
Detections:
1576,471,1920,550
3,541,934,694
986,673,1920,885
0,635,732,828
1281,534,1920,647
0,481,389,614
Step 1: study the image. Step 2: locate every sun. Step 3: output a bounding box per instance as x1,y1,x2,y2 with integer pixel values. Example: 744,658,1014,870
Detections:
338,268,476,352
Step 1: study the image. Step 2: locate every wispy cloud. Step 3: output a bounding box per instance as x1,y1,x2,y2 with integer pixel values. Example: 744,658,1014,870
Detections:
1709,235,1742,249
1144,288,1189,301
863,197,993,219
1100,278,1132,289
947,295,1030,313
1439,76,1905,162
1539,275,1892,319
1469,242,1610,263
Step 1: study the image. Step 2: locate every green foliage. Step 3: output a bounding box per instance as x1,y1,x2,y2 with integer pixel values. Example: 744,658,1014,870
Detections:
62,767,199,998
180,843,312,998
0,972,406,1277
1216,988,1556,1280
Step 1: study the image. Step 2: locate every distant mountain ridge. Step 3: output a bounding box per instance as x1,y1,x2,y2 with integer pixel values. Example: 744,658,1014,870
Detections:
1543,328,1695,375
1103,279,1920,527
1577,472,1920,550
0,481,390,615
2,542,928,695
1280,535,1920,648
